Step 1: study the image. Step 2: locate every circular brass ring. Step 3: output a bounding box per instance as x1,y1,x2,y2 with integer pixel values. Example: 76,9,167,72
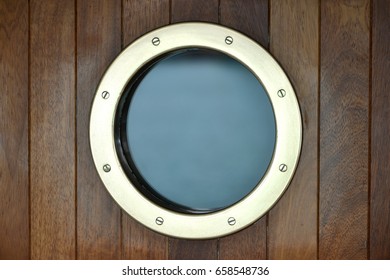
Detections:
90,22,302,239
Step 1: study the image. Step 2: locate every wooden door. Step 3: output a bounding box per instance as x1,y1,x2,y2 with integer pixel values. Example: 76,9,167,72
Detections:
1,0,389,260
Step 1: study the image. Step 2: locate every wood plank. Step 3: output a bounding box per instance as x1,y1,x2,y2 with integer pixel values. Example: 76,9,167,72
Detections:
168,0,219,260
218,0,268,260
220,0,268,47
121,0,169,259
169,239,217,260
219,221,267,260
30,0,76,259
0,0,29,260
370,0,390,260
268,0,318,260
123,222,168,259
122,0,170,47
319,0,369,259
171,0,218,23
76,0,122,259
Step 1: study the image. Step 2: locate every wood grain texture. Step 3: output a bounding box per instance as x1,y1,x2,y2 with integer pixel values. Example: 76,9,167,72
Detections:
76,0,122,259
218,0,268,260
121,0,169,259
370,0,390,260
220,0,268,47
169,239,217,259
319,0,370,259
219,221,267,260
168,0,219,260
268,0,318,260
0,0,29,260
123,221,168,259
171,0,219,23
30,0,76,259
122,0,170,46
1,0,386,260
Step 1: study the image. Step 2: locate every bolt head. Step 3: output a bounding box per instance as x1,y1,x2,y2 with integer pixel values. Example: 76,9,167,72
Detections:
102,91,110,99
228,217,236,226
277,89,286,98
103,164,111,172
155,217,164,225
279,164,288,172
152,37,160,46
225,36,233,45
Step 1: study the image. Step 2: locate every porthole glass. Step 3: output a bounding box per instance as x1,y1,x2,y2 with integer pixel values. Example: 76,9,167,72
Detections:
115,49,276,213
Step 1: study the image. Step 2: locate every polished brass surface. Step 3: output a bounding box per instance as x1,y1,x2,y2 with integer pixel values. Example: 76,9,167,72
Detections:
89,23,302,239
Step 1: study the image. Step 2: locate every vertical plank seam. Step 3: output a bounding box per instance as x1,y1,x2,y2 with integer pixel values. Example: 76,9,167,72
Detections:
28,0,32,260
120,202,123,258
217,0,221,24
167,237,171,260
267,0,270,48
169,0,172,24
217,238,220,260
367,0,373,260
317,0,321,261
266,217,269,259
74,0,78,260
121,0,124,49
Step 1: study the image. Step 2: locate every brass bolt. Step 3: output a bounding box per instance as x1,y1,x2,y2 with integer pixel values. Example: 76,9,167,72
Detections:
152,37,160,46
225,36,233,45
156,217,164,225
279,164,288,172
103,164,111,172
102,91,110,99
277,89,286,98
228,217,236,226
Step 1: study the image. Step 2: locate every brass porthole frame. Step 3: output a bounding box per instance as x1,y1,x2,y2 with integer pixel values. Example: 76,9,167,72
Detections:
90,22,302,239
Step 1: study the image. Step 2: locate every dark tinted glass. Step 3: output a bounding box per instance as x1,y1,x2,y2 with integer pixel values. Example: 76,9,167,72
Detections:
121,49,276,212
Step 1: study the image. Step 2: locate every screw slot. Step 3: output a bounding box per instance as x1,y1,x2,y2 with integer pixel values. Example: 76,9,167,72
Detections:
102,91,110,99
152,37,160,46
103,164,111,172
277,89,286,98
228,217,236,226
225,36,233,45
279,164,288,172
156,217,164,225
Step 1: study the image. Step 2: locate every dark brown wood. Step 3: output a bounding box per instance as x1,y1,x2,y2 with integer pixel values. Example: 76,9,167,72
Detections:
169,239,218,259
370,0,390,260
268,0,318,260
220,221,267,260
122,221,168,259
0,0,29,260
122,0,170,46
219,0,268,260
319,0,369,259
121,0,169,259
76,0,122,259
171,0,218,23
168,0,219,260
30,0,76,259
1,0,386,260
220,0,268,47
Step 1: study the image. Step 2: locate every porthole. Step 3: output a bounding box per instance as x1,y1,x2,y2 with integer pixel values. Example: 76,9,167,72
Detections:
90,23,302,239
